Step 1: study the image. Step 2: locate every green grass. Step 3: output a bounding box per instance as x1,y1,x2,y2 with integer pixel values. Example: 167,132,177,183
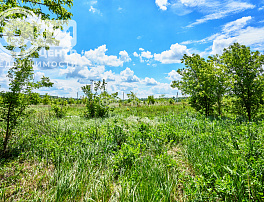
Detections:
0,104,263,201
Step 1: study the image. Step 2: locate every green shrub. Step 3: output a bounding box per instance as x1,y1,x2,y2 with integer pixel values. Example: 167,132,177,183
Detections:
51,104,68,118
84,98,113,118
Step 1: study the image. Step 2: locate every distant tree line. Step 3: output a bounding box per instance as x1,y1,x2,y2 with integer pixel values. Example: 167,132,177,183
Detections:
171,43,264,121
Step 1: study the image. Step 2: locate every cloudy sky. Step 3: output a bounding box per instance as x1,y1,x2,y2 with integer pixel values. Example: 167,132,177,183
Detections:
1,0,264,98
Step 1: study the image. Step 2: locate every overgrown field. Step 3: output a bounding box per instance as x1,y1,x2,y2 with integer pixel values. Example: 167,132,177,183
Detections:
1,104,264,201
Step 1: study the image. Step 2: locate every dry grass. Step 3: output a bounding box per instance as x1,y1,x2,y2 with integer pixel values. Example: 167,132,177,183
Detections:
0,160,54,201
168,145,195,202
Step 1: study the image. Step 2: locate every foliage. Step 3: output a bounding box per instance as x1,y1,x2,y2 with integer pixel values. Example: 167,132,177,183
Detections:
82,80,113,118
172,54,216,116
169,98,174,105
29,92,41,105
147,95,155,105
42,93,51,105
1,104,263,201
0,58,53,155
68,98,76,105
221,43,264,121
127,91,139,104
0,0,73,155
51,104,68,118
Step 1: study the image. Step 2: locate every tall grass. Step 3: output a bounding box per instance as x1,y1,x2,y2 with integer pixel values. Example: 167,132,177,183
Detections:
0,105,263,201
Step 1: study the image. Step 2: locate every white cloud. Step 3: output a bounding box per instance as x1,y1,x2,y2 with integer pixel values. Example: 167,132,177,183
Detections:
154,43,190,64
86,0,101,15
84,45,127,67
51,78,83,97
141,51,153,59
144,77,159,86
120,67,140,82
180,0,206,7
133,52,139,57
211,26,264,54
78,65,105,81
187,1,255,27
155,0,169,10
180,16,264,55
89,6,102,15
223,16,252,33
150,83,179,96
119,50,131,62
34,72,45,81
0,52,13,75
133,49,153,62
65,52,92,67
166,70,182,81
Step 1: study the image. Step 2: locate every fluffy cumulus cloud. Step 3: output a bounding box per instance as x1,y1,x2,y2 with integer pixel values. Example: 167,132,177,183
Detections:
141,51,153,59
36,45,131,69
166,70,182,81
78,65,105,81
85,45,126,67
120,67,140,82
133,52,139,57
154,43,190,64
133,49,153,62
155,0,169,11
144,77,159,86
64,52,92,67
119,50,131,62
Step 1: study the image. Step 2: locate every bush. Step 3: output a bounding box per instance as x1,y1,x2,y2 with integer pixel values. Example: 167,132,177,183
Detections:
169,99,174,105
51,104,68,118
147,95,155,105
84,98,113,118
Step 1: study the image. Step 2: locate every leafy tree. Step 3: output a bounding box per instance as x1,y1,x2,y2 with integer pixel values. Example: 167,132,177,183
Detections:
147,95,155,105
127,91,138,103
51,104,68,118
82,80,112,118
221,43,264,121
0,0,73,155
171,54,216,116
68,97,75,104
0,59,53,154
29,92,41,105
42,93,51,105
208,55,230,116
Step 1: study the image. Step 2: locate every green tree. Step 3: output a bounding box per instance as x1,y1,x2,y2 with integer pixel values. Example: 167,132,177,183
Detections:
171,54,216,116
1,59,53,154
29,92,41,105
127,91,138,103
82,80,112,118
147,95,155,105
42,93,51,105
0,0,73,155
221,43,264,121
208,55,230,116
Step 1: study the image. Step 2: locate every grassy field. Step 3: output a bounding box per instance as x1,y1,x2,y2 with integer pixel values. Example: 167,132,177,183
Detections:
0,104,264,201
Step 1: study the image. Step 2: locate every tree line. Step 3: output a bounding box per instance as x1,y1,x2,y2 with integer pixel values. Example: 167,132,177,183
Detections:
171,43,264,121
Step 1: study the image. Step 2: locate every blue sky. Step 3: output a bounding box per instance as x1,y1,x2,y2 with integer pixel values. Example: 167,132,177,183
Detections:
1,0,264,98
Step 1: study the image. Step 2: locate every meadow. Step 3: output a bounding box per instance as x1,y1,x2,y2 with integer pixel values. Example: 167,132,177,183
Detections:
0,103,263,201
